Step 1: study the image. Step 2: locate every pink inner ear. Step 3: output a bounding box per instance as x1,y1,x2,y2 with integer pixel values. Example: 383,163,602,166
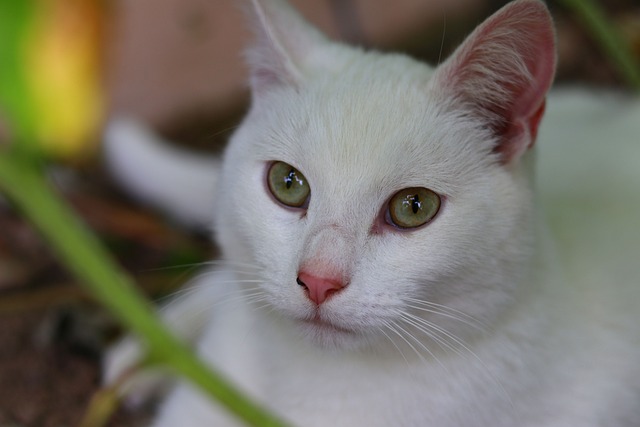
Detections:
499,99,547,161
437,0,556,164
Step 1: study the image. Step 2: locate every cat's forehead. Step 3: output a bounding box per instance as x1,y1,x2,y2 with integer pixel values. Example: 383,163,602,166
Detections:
248,51,495,199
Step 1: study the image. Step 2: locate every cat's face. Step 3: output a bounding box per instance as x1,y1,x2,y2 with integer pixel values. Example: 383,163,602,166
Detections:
214,0,554,350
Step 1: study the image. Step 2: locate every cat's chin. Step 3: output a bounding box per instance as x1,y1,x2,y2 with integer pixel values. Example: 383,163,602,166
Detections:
296,316,368,351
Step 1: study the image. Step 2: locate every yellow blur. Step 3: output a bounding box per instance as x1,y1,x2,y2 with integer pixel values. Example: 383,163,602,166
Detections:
24,0,104,160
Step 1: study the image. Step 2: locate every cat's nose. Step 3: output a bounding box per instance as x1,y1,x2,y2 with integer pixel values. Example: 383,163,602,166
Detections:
296,272,345,305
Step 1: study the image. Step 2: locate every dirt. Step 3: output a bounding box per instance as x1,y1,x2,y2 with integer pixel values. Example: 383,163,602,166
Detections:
0,184,210,427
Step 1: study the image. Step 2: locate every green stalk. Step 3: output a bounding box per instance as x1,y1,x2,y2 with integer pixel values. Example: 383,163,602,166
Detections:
557,0,640,91
0,150,289,427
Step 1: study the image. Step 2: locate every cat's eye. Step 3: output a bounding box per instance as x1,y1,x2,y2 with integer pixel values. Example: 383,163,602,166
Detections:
267,161,310,208
387,187,441,229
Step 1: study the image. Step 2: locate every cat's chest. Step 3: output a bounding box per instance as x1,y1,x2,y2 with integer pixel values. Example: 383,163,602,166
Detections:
198,291,524,427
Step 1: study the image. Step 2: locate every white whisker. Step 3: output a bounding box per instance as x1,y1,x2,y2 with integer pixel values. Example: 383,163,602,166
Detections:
402,313,471,354
404,297,489,331
392,316,451,376
378,322,410,365
381,320,428,364
399,311,513,410
399,313,463,358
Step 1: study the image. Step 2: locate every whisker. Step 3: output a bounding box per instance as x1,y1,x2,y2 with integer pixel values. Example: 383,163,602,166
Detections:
399,313,463,358
141,263,209,273
204,123,240,141
404,297,490,331
402,313,479,360
199,259,264,271
405,304,486,334
190,269,263,280
392,318,448,370
381,320,428,364
400,312,513,410
392,316,451,376
156,277,264,307
249,301,275,313
165,288,270,331
145,259,263,275
207,289,266,309
378,322,410,365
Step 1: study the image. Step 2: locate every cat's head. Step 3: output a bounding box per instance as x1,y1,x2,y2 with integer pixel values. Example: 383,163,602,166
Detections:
214,0,555,350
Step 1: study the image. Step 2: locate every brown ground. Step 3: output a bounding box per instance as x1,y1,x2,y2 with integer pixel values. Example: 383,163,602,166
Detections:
0,181,213,427
1,1,638,426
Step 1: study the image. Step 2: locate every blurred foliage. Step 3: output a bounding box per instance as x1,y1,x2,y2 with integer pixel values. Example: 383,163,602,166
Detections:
557,0,640,90
0,1,289,426
0,0,103,160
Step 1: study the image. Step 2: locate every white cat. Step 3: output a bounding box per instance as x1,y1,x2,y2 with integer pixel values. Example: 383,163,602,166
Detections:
103,0,640,426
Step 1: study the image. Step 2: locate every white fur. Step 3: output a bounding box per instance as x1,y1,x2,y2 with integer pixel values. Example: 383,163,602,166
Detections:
104,1,640,426
103,118,220,229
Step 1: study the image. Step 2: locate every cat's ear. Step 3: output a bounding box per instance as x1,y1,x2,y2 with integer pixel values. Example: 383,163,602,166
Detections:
432,0,556,164
245,0,328,93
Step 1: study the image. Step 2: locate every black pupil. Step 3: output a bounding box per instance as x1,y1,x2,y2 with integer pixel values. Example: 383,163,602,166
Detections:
411,195,421,214
285,169,296,189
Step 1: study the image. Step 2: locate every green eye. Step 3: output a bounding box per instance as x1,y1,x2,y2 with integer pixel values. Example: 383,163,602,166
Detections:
388,187,441,229
267,161,310,208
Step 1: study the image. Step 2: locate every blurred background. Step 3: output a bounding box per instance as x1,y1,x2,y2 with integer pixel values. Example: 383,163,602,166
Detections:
0,0,639,426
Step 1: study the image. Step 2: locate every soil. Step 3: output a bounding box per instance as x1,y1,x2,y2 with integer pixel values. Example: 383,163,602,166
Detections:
0,181,211,427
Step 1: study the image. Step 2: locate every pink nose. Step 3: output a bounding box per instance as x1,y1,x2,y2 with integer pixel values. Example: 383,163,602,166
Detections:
297,271,345,305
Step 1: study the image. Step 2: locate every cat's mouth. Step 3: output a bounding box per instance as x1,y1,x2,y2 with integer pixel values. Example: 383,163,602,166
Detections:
295,312,372,349
300,313,354,335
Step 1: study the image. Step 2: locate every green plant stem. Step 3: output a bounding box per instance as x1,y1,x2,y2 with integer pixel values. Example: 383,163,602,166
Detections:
557,0,640,91
0,151,289,427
